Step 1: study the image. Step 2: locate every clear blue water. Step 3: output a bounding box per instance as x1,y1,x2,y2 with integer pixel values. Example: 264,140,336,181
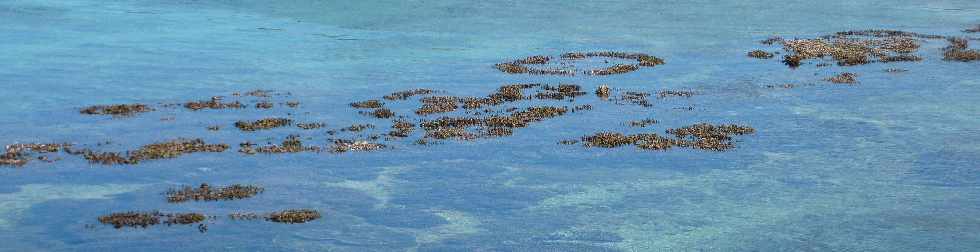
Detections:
2,0,979,251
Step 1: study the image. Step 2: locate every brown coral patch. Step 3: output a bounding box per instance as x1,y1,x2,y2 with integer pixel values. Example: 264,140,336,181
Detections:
330,139,385,153
297,122,325,130
657,90,696,98
167,183,264,203
629,119,659,127
771,30,940,68
184,97,243,110
534,84,587,100
350,100,383,109
267,209,321,223
341,124,375,132
252,135,321,154
965,24,980,33
98,211,160,228
577,123,754,151
747,50,774,59
165,213,206,225
80,104,152,116
943,37,980,62
587,64,639,76
98,211,206,229
827,72,858,84
384,89,435,100
416,96,459,115
462,84,538,109
362,108,394,118
388,120,415,138
255,101,274,109
595,85,611,98
666,123,755,151
2,143,70,166
609,91,653,107
494,55,574,75
81,139,228,165
235,118,292,131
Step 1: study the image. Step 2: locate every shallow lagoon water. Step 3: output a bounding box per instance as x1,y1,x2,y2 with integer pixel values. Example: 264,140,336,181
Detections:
2,0,980,251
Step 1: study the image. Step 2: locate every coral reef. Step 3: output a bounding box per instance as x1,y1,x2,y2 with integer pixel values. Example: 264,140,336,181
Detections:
827,72,858,84
747,50,774,59
267,209,321,223
657,90,696,98
330,139,385,153
184,97,243,110
98,211,206,229
942,37,980,62
80,104,152,116
81,139,228,165
628,119,659,127
235,118,292,131
417,96,459,115
167,183,264,203
577,123,755,151
1,143,69,166
384,89,435,100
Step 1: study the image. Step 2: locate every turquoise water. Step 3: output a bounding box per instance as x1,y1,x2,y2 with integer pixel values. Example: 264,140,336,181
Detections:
2,0,979,251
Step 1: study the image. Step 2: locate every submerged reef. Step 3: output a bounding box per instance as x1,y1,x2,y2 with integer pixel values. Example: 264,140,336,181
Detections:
80,139,228,165
384,89,435,100
166,183,264,203
562,51,666,66
329,139,385,153
252,135,322,154
942,37,980,62
760,29,949,68
80,104,152,117
235,118,293,131
965,24,980,33
184,97,243,110
98,184,319,232
608,91,653,107
267,209,321,223
827,72,858,84
496,51,664,76
255,101,274,109
657,90,696,98
363,108,395,118
747,50,774,59
350,100,384,109
495,55,575,75
417,96,459,115
417,106,569,141
534,84,587,100
387,120,415,138
587,64,639,75
98,211,206,229
628,119,659,127
576,123,755,151
1,143,69,166
666,123,756,151
297,122,326,130
595,85,611,98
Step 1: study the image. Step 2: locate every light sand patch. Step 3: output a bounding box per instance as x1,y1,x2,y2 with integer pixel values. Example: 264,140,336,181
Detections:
322,166,412,208
0,183,146,228
414,209,482,244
